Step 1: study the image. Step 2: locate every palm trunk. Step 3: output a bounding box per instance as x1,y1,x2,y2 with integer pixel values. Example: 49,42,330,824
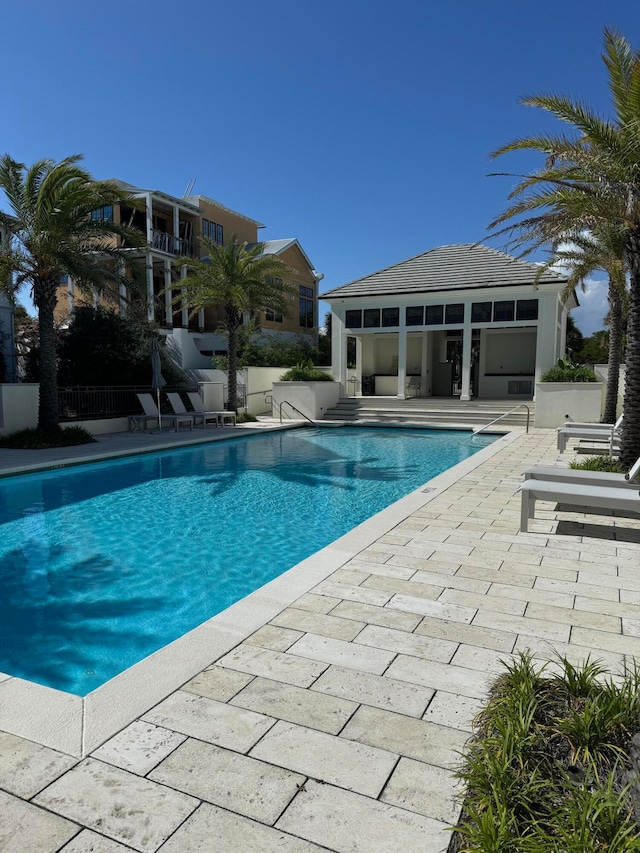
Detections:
621,234,640,468
35,278,59,430
226,309,241,413
602,278,622,425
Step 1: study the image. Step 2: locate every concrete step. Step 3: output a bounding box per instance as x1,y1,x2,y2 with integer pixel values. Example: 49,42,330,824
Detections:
322,398,533,428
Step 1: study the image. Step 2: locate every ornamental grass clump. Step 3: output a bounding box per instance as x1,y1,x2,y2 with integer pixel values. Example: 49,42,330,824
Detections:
0,425,96,449
570,456,625,473
450,652,640,852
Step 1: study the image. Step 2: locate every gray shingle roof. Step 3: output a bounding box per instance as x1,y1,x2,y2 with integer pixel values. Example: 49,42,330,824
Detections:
322,243,568,299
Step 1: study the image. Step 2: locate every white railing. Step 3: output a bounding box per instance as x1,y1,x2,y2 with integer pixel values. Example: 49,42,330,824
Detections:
472,404,530,435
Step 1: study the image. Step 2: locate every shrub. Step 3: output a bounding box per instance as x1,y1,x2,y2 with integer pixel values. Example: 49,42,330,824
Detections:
570,456,625,473
236,412,258,423
541,357,597,382
0,425,96,449
279,360,334,381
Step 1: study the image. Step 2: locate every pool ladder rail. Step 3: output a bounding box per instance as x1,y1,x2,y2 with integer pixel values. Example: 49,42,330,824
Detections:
472,403,530,436
265,395,318,427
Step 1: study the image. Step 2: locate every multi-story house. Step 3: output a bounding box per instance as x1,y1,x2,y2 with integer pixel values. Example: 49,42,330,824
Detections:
56,182,322,370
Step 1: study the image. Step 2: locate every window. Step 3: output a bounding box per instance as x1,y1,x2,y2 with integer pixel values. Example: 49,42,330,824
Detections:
363,309,381,328
381,307,399,327
471,302,492,323
345,309,362,328
202,219,224,245
445,304,464,324
91,205,114,223
406,306,424,326
266,310,283,322
425,305,444,325
299,285,314,328
60,274,69,284
493,300,515,322
516,299,539,320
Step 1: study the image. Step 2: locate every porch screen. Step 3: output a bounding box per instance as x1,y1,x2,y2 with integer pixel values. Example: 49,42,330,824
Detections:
406,306,424,326
381,307,400,327
425,305,444,325
363,309,381,328
345,310,362,328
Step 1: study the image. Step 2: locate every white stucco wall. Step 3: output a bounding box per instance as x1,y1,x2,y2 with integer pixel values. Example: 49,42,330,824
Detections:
0,384,39,435
271,381,340,420
534,382,603,428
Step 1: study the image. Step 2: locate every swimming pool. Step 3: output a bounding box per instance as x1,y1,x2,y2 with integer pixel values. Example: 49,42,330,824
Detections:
0,427,496,695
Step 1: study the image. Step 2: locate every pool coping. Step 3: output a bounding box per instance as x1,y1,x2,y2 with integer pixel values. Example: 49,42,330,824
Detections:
0,428,519,757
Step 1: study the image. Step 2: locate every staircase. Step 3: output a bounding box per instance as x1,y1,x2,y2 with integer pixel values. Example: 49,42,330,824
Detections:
322,397,533,430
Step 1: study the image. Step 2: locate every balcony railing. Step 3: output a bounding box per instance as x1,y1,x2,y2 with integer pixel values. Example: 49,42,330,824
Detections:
151,229,195,257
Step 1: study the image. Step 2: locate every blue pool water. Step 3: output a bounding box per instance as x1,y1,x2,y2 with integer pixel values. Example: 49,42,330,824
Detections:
0,427,496,694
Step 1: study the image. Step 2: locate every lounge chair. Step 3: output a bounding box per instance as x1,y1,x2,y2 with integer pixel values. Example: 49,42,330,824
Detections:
519,477,640,532
134,393,193,432
523,455,640,489
187,392,237,426
556,415,623,454
166,392,209,428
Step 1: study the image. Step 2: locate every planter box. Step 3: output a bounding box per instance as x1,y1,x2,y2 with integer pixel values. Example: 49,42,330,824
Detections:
535,382,603,428
271,381,340,421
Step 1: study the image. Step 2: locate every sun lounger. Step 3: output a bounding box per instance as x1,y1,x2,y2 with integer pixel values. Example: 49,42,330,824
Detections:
523,456,640,489
187,392,236,426
135,393,193,432
556,415,623,454
519,479,640,532
167,392,209,428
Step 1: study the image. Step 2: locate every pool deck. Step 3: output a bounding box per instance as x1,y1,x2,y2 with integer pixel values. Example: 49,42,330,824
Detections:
2,425,640,853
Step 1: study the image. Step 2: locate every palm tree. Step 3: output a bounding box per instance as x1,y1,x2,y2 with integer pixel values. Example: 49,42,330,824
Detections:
489,28,640,467
535,229,627,424
0,155,144,429
175,237,296,411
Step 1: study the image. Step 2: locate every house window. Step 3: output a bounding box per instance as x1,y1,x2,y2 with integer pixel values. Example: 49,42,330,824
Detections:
493,300,515,322
91,205,114,223
445,304,464,324
202,219,224,245
363,309,381,328
345,309,362,328
406,306,424,326
381,307,399,327
299,286,314,328
516,299,539,320
266,310,283,322
471,302,492,323
425,305,444,325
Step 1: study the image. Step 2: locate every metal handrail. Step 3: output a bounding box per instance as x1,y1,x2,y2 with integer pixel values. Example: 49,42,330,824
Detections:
279,399,317,427
472,404,530,435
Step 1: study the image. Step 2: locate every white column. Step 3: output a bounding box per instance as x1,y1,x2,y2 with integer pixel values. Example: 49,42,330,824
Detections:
354,336,363,397
92,285,98,309
164,258,172,325
146,250,154,322
331,310,347,395
145,194,153,245
67,278,75,314
198,308,205,330
534,294,556,389
180,265,188,327
421,331,429,397
118,261,127,314
460,327,472,400
397,326,407,399
173,206,180,255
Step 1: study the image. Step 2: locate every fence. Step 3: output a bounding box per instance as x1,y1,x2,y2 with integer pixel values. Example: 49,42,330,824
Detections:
57,385,196,421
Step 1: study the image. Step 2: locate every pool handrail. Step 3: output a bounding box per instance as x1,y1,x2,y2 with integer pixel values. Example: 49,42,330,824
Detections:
472,404,530,436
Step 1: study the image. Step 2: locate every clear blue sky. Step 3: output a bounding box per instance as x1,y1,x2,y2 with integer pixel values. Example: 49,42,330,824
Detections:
2,0,637,334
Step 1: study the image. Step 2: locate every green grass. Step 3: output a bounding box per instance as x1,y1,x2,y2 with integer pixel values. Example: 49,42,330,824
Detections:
569,456,625,473
449,653,640,852
0,425,96,449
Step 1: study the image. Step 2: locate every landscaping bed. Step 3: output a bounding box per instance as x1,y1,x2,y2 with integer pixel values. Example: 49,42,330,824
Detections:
448,653,640,852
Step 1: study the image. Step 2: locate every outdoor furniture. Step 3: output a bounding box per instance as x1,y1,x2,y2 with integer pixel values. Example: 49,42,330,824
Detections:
135,393,194,432
556,415,623,454
187,392,237,426
166,392,211,428
523,455,640,489
519,478,640,533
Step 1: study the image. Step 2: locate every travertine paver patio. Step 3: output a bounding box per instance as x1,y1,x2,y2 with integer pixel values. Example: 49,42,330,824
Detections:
2,429,640,853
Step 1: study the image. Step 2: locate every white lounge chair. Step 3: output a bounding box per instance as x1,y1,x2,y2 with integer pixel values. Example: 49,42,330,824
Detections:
167,392,210,428
519,476,640,534
135,393,193,432
187,392,236,426
556,415,623,454
523,455,640,489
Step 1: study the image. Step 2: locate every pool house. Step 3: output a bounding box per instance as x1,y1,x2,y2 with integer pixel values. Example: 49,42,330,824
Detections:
323,243,574,401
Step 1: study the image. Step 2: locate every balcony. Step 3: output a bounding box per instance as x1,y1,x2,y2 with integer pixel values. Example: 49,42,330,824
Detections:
151,229,195,257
